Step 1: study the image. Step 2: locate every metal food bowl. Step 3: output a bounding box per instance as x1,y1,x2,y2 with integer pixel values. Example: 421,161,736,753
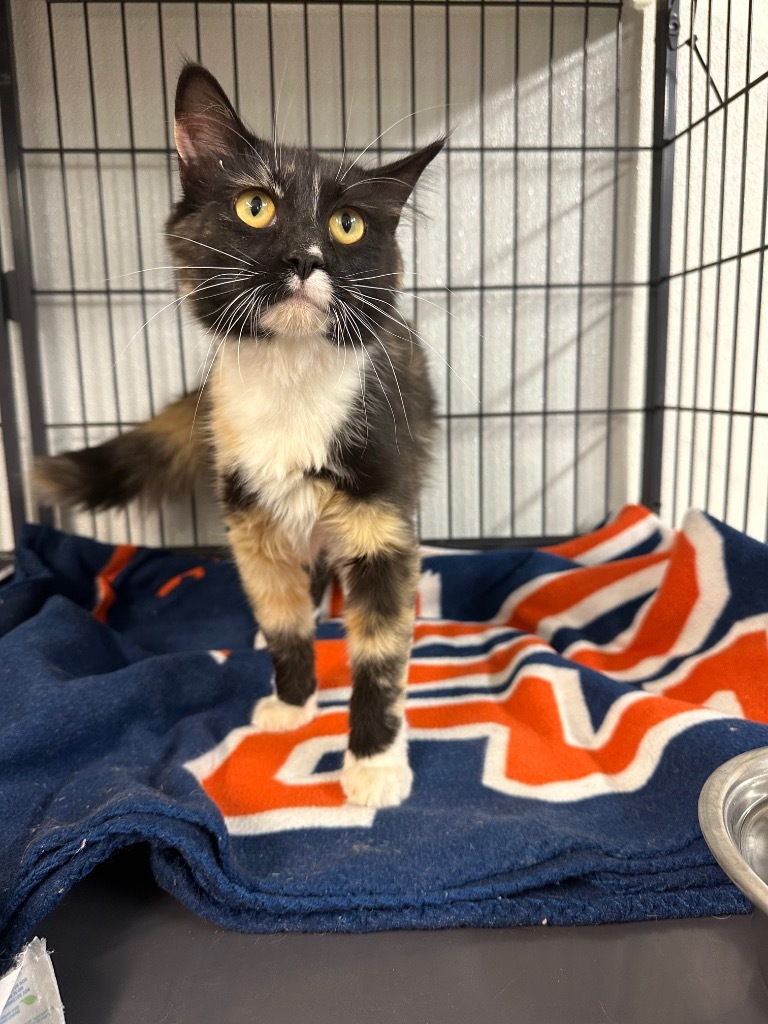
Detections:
699,747,768,986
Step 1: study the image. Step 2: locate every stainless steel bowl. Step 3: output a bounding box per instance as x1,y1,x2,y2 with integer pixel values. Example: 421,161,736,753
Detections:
699,747,768,985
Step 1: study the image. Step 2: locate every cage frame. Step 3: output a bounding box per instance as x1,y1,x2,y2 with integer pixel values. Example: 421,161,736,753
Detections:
0,0,695,553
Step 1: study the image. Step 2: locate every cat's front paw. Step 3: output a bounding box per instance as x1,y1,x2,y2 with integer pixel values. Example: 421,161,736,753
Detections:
251,693,317,732
341,751,413,808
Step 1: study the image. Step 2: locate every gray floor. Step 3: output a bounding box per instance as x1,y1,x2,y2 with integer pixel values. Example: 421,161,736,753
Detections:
36,851,768,1024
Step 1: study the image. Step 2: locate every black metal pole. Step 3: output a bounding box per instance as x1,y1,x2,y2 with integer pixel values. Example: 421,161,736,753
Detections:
0,0,51,534
641,0,679,514
0,253,25,541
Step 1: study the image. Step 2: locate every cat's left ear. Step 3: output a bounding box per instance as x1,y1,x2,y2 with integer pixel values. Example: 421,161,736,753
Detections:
373,138,445,215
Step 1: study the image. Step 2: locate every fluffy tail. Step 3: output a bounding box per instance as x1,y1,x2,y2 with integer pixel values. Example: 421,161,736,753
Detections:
34,392,208,511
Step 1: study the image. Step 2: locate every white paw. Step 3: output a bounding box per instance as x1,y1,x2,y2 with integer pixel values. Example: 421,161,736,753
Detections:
253,629,268,650
341,751,413,808
251,693,317,732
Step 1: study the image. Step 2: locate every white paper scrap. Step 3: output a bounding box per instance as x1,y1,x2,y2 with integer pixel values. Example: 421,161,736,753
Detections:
0,938,65,1024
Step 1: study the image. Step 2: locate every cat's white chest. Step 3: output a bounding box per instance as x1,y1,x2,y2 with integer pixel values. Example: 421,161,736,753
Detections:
212,334,360,538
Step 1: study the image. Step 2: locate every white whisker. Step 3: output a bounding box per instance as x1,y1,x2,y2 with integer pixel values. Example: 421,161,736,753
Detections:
103,264,264,284
336,81,357,182
164,233,250,265
335,302,369,448
339,104,448,182
344,287,480,403
112,273,248,368
343,302,401,450
347,302,413,440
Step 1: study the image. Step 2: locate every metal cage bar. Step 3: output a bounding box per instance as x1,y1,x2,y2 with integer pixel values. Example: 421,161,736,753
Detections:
641,0,678,514
0,0,51,540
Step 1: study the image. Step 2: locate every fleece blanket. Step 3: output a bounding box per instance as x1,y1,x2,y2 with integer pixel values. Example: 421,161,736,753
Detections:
1,504,767,961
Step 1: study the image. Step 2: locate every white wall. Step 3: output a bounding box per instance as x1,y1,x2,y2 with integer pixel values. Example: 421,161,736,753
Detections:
2,0,656,549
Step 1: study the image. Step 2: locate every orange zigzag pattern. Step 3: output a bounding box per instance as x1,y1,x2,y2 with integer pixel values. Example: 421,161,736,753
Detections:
190,508,768,824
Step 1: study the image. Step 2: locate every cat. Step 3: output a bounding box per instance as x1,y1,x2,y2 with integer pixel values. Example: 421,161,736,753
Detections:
35,63,443,810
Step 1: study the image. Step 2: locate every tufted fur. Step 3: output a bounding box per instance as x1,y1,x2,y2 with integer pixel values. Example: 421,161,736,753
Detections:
34,63,442,809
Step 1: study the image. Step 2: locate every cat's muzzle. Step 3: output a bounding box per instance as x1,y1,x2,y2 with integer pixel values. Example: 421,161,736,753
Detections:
259,270,333,336
260,294,330,337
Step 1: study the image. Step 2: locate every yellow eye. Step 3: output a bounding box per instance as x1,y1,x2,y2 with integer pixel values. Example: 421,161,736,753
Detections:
330,208,365,244
235,190,275,229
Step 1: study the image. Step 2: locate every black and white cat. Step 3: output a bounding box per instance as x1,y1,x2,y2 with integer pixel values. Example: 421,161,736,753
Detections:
36,63,443,809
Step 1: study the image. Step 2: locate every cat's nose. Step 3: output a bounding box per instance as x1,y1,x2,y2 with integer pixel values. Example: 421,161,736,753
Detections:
284,252,324,281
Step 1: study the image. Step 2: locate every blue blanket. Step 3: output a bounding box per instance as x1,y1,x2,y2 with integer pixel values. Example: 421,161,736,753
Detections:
2,505,765,962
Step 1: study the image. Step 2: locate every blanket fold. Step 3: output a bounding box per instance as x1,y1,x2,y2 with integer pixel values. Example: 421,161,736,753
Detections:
2,505,766,961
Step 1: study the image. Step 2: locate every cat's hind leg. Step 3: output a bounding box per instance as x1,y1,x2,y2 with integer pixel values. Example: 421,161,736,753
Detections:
309,549,333,623
253,549,330,649
228,509,318,731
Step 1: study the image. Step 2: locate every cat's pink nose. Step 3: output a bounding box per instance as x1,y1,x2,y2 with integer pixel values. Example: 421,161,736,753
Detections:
284,253,324,281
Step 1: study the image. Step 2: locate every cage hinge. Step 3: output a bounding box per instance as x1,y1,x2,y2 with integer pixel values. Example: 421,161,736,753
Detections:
667,0,681,50
0,269,18,323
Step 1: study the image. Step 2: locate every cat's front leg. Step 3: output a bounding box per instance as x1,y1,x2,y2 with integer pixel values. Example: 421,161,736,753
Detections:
324,496,420,808
341,545,419,807
227,510,318,731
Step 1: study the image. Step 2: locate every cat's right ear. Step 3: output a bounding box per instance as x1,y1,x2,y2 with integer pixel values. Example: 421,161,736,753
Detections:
174,63,246,179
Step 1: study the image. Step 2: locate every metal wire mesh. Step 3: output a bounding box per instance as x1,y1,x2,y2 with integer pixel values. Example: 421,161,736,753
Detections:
0,0,705,555
659,0,768,540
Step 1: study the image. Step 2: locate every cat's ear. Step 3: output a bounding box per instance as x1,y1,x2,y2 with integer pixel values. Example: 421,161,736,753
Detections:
373,138,446,213
174,63,247,174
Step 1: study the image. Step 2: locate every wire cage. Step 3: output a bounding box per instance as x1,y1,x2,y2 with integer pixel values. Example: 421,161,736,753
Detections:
660,0,768,541
0,0,764,557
